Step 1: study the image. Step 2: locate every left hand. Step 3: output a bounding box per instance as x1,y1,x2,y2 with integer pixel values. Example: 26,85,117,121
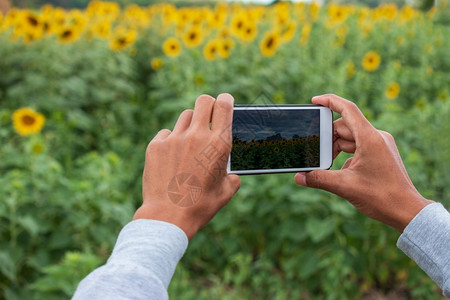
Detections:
133,93,241,240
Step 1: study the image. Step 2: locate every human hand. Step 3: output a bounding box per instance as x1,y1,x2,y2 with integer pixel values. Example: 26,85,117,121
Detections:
294,94,433,232
133,93,241,240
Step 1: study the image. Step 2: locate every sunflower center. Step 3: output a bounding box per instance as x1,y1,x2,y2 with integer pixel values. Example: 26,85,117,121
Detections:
27,16,39,27
118,37,127,45
62,30,73,38
189,32,197,41
22,115,36,125
266,37,274,48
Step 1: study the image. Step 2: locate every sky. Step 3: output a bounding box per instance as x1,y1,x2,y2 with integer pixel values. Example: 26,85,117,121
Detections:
233,109,320,142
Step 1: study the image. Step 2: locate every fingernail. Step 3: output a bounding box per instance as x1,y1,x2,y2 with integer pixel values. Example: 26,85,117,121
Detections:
295,173,307,186
218,93,234,103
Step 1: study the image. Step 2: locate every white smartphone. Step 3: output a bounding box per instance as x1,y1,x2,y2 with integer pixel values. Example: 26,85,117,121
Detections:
227,105,333,175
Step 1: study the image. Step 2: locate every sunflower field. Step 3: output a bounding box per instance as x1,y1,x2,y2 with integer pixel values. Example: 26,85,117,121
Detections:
0,0,449,299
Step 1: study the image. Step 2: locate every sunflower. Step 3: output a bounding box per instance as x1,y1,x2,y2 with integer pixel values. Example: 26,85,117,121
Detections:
182,26,203,48
328,4,348,24
385,82,400,99
218,38,234,59
274,147,280,153
230,13,246,37
208,11,226,28
23,26,44,43
151,58,164,70
58,25,81,43
346,60,356,79
362,51,381,72
109,28,137,51
240,23,257,43
12,108,45,136
203,39,220,60
89,20,111,39
23,11,41,29
162,37,182,57
280,21,297,43
260,31,280,57
299,23,311,45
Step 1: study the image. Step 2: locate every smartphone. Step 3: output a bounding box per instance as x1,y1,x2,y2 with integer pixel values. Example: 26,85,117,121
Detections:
227,105,333,175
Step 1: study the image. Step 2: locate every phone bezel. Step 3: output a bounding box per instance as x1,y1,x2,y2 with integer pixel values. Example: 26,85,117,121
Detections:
227,104,333,175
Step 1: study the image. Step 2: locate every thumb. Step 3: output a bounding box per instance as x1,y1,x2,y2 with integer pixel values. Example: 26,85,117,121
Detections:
295,170,345,194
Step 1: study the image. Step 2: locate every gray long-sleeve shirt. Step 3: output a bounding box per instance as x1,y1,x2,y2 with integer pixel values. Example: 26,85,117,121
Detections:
73,202,450,299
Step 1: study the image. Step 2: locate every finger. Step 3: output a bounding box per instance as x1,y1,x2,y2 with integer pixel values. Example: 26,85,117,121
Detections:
312,94,374,140
332,138,356,159
190,94,216,131
334,118,354,142
304,169,348,196
217,174,241,209
334,138,356,155
210,93,234,134
172,109,194,134
295,170,347,196
227,174,241,194
294,172,307,186
152,129,171,142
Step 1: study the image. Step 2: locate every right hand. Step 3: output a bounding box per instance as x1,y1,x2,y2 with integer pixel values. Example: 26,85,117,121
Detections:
294,94,433,232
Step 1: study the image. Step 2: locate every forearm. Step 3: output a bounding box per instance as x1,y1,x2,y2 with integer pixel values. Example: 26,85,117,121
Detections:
397,202,450,297
73,219,188,300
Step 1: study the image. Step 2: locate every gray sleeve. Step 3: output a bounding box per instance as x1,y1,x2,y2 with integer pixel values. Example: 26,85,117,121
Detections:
72,219,189,300
397,202,450,297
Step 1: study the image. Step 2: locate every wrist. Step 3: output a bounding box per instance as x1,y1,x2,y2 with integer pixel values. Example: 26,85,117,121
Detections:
392,194,434,233
133,203,197,240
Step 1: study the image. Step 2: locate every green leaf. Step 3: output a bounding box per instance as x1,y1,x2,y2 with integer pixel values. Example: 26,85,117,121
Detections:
305,217,336,243
0,251,17,281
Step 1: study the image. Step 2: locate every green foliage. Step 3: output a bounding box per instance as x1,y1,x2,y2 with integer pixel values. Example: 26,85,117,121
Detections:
31,251,104,299
0,2,449,299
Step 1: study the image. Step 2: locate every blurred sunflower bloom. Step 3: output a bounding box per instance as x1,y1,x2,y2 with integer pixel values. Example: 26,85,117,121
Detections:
299,23,311,45
58,25,81,43
385,82,400,99
182,26,203,48
12,108,45,136
109,28,137,51
162,37,182,57
240,23,257,42
230,13,247,37
218,38,234,59
260,31,280,57
362,51,381,72
346,60,356,79
203,39,220,60
151,58,164,70
280,21,296,43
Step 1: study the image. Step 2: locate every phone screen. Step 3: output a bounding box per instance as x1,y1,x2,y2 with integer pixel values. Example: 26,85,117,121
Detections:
230,107,321,172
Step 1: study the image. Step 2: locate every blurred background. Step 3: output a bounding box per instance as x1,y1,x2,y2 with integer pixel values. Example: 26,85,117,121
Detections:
0,0,449,299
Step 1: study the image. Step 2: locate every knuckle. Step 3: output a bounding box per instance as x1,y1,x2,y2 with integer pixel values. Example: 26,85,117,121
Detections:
380,130,393,140
306,171,322,188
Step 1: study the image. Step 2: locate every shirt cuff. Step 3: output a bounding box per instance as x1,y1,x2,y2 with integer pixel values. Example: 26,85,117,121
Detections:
108,219,189,289
397,202,450,294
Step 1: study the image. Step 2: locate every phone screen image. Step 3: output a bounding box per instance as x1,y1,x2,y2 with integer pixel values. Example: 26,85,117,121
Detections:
230,106,327,173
